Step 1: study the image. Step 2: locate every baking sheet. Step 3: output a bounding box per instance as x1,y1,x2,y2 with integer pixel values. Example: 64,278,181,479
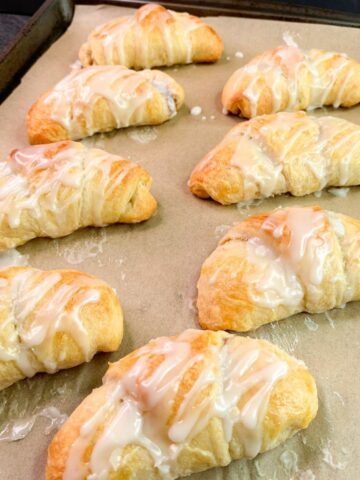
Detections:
0,4,359,479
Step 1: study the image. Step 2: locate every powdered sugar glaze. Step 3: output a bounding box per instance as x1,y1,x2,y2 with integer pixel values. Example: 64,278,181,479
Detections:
63,330,288,480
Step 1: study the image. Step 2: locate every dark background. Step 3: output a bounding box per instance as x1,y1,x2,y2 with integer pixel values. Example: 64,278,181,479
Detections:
1,0,360,16
2,0,358,52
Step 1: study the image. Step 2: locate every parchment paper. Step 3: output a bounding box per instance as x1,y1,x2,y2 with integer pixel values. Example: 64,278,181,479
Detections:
0,5,359,479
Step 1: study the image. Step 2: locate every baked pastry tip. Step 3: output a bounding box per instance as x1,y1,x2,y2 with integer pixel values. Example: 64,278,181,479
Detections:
0,266,123,390
222,45,360,118
27,65,185,143
79,3,224,69
189,111,360,205
0,141,157,251
198,206,360,331
46,329,317,480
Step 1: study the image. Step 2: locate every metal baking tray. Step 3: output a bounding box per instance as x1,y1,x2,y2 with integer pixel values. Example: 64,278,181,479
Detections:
1,0,359,104
78,0,360,26
0,0,74,103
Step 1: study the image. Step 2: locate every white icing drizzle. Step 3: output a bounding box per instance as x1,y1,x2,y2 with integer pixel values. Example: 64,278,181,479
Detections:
127,126,158,144
298,470,316,480
317,116,360,185
224,45,355,115
321,440,349,470
229,133,283,198
214,224,231,238
279,449,298,473
190,105,202,116
220,207,333,310
0,249,28,269
44,66,178,138
242,236,303,309
63,330,288,479
90,4,203,68
326,210,345,238
324,311,335,329
236,198,264,210
304,316,319,331
282,31,299,48
261,207,332,303
328,187,349,197
0,267,104,376
0,406,68,442
54,229,108,266
195,112,360,199
0,142,137,234
340,226,360,302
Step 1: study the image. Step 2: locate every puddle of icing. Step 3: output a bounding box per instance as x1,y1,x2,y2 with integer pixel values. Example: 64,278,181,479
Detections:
0,406,67,442
54,229,108,266
127,126,158,144
304,316,319,331
0,249,29,269
327,187,349,198
214,224,231,238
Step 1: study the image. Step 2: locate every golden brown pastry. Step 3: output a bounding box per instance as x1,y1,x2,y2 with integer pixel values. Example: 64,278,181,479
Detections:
198,206,360,332
222,45,360,118
79,3,224,69
0,141,157,251
189,111,360,205
46,329,317,480
0,266,123,391
27,65,185,144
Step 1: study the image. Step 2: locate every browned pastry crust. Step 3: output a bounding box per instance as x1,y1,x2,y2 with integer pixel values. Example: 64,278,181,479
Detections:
0,141,157,251
198,206,360,332
46,329,317,480
27,66,185,144
79,4,224,69
0,266,123,390
189,112,360,205
222,46,360,118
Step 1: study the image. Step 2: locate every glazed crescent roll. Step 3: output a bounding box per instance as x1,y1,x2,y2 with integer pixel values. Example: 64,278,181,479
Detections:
0,141,157,251
79,3,224,69
0,266,123,391
198,206,360,332
46,329,317,480
222,45,360,118
189,111,360,205
27,65,185,144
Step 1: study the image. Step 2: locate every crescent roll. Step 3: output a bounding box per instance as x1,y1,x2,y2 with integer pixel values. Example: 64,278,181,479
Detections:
198,206,360,332
189,111,360,205
79,3,224,69
222,45,360,118
0,266,123,391
0,141,157,251
27,65,185,144
46,329,317,480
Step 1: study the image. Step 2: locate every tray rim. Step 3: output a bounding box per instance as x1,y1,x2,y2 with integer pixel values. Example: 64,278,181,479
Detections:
76,0,360,27
0,0,74,103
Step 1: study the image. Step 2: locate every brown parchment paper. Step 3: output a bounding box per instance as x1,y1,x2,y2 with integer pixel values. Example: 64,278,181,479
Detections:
0,4,360,479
